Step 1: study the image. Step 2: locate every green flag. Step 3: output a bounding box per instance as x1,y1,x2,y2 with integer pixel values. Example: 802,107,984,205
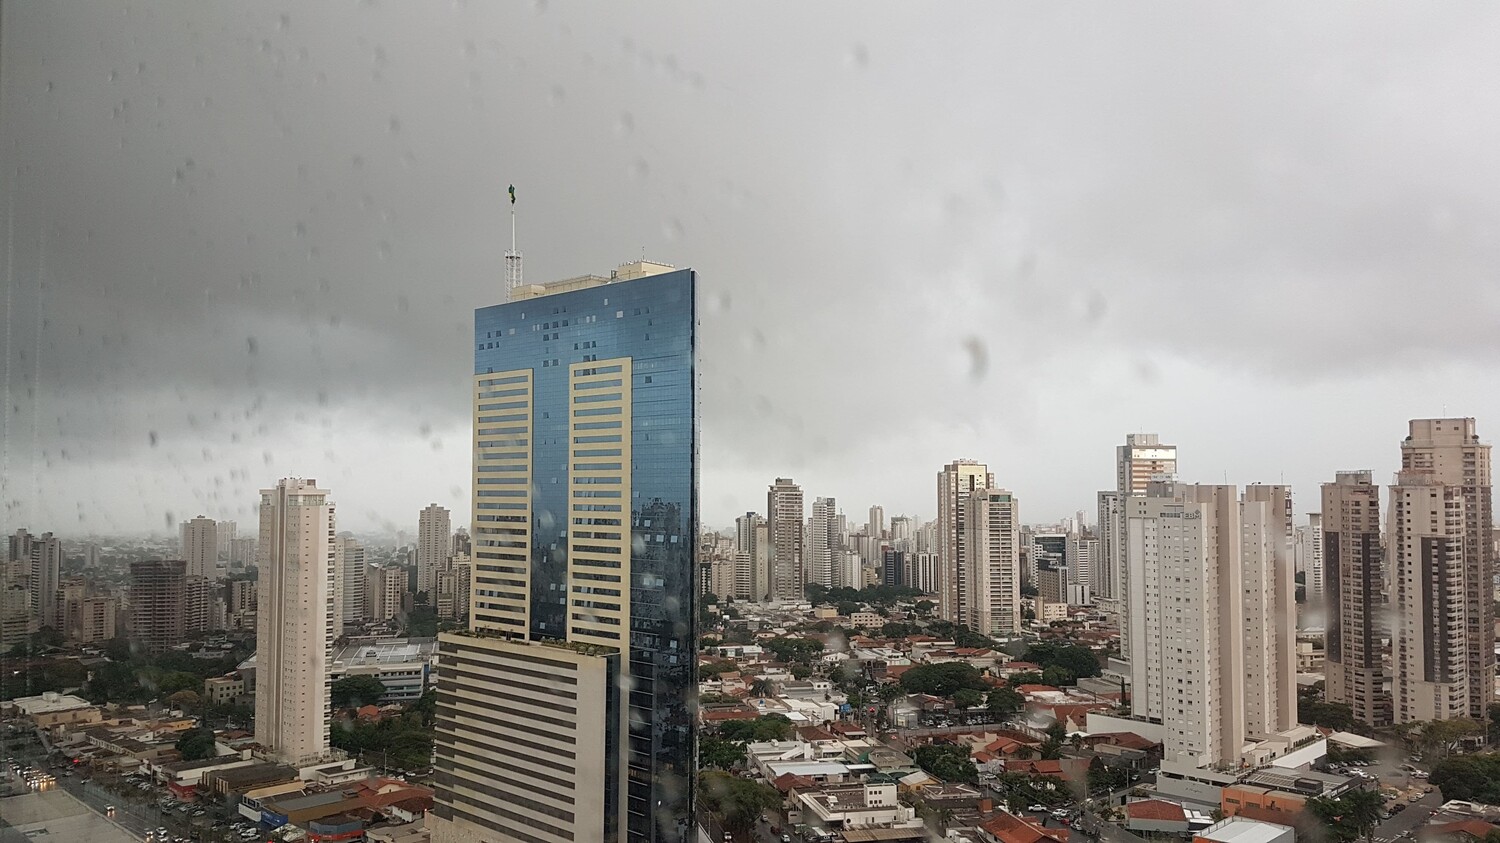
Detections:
508,184,516,205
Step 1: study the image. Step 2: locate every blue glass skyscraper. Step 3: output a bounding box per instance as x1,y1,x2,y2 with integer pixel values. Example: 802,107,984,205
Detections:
432,261,697,843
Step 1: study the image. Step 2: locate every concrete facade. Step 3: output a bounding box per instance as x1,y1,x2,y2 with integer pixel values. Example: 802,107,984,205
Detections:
254,478,336,767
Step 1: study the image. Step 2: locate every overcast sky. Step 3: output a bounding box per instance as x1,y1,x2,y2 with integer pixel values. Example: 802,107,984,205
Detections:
4,3,1500,538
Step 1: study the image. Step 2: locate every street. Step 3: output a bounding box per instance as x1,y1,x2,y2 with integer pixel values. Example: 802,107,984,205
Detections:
1370,790,1444,843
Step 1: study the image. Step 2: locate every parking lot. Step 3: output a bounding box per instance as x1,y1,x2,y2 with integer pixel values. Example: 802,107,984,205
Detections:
0,787,139,843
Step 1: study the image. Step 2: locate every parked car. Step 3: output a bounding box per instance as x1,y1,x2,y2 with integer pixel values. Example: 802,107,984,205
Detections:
1029,805,1048,812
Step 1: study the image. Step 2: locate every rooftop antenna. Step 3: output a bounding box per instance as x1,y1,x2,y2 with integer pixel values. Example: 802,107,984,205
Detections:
504,184,523,300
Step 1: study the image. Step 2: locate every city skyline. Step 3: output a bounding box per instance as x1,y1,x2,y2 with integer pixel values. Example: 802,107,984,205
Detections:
7,4,1500,534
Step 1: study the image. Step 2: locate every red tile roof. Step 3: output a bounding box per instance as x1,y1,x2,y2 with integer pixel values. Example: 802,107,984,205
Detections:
1015,684,1059,694
771,773,817,794
981,811,1069,843
1127,800,1187,822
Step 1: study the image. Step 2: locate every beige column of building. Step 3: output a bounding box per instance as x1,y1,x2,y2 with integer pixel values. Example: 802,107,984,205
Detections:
937,460,993,623
964,489,1021,636
418,504,452,597
1392,418,1494,722
1127,483,1245,770
1322,471,1389,727
255,478,336,767
1109,434,1177,655
768,478,805,602
1240,484,1296,737
180,516,218,579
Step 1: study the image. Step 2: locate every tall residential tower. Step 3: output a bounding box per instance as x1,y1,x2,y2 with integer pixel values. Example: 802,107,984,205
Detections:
1322,471,1389,727
254,478,337,766
1392,418,1494,722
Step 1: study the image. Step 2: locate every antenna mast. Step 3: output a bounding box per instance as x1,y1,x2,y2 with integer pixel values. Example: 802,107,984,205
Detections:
504,184,523,300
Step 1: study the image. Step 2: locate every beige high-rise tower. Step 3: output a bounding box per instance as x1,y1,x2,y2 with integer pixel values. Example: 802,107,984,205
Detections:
963,489,1022,636
768,478,805,602
937,460,994,622
1099,434,1177,634
180,515,218,580
1392,418,1494,722
417,503,452,597
1127,481,1296,772
1322,470,1389,727
255,478,336,766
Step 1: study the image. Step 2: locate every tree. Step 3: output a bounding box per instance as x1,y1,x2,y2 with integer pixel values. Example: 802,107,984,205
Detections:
914,743,978,784
789,664,812,680
719,714,794,743
1021,643,1101,680
1040,722,1067,760
987,687,1024,720
1040,666,1076,688
1430,753,1500,804
331,675,388,709
836,601,861,617
1307,789,1383,843
1006,671,1045,687
748,678,778,698
700,660,741,677
699,737,748,770
1489,703,1500,745
764,637,824,665
166,689,201,713
175,728,217,761
155,671,203,696
700,772,780,838
899,663,988,697
953,688,985,710
914,600,935,617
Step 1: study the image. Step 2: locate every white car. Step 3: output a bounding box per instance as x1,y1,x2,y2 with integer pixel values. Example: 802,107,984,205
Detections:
1028,804,1048,812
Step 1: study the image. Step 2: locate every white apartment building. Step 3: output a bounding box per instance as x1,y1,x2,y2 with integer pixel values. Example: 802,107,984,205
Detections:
255,478,336,767
366,565,405,622
938,459,994,622
963,489,1022,636
335,536,366,625
807,497,839,589
417,503,452,597
1126,482,1294,773
1295,514,1325,601
180,516,218,580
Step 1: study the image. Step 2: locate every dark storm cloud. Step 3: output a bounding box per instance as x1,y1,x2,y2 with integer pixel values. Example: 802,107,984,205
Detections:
5,2,1500,532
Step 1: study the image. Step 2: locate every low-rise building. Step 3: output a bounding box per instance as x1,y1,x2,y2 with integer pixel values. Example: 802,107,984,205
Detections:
798,781,916,829
1193,817,1295,843
330,637,437,704
204,675,247,706
4,692,99,729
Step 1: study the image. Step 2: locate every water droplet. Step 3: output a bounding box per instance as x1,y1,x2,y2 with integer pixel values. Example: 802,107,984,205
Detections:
396,294,410,312
246,336,259,355
388,116,402,134
549,84,566,105
1084,290,1107,324
962,337,988,381
165,512,176,529
136,62,146,76
533,0,548,13
107,70,118,83
630,158,650,181
44,81,53,93
148,431,159,447
615,111,635,136
419,422,432,437
278,13,291,31
463,41,476,60
661,218,683,241
848,43,869,69
295,221,307,238
377,241,392,260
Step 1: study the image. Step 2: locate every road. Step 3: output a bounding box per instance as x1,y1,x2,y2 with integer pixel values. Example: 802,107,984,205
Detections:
1371,790,1444,843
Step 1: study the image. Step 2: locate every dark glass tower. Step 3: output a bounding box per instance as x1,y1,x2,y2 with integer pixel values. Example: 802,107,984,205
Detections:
434,262,697,843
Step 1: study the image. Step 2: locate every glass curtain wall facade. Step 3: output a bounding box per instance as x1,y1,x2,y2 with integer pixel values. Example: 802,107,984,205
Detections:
446,265,696,843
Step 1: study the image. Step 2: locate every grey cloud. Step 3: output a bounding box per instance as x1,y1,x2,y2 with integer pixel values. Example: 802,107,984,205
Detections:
5,2,1500,532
